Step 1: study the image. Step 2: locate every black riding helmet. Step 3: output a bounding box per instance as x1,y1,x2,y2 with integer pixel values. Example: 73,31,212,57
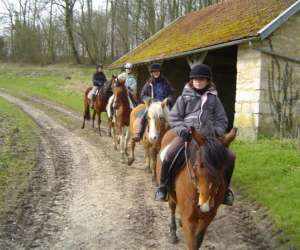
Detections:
150,63,161,72
96,64,103,70
189,64,212,79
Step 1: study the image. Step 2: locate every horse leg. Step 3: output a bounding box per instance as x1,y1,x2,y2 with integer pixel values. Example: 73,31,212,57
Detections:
120,127,126,162
181,216,199,250
107,118,112,137
98,111,102,136
128,139,135,166
81,115,86,129
169,200,178,244
144,147,151,172
124,127,130,156
92,110,96,128
112,126,118,151
195,230,206,249
150,148,157,183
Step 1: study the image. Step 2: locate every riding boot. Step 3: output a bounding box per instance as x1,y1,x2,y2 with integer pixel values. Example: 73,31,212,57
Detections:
155,159,172,202
132,110,147,142
223,152,235,206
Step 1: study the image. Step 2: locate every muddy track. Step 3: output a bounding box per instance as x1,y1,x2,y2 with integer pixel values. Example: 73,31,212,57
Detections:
0,92,294,250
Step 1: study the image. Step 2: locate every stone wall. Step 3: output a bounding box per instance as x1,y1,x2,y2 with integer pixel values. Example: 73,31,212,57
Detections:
235,12,300,139
234,44,262,139
259,12,300,137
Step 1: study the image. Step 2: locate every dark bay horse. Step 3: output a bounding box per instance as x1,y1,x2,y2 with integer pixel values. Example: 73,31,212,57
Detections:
156,128,237,249
81,76,115,135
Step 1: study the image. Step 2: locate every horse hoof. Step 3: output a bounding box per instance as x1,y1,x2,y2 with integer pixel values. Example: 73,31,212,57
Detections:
128,159,134,166
178,219,182,227
169,235,178,244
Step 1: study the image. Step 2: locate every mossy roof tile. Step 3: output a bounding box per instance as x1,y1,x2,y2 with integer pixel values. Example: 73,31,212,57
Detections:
110,0,296,68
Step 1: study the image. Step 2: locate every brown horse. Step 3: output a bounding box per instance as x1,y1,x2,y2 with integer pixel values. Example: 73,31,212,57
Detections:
128,99,169,180
156,128,237,249
81,76,115,135
111,78,131,162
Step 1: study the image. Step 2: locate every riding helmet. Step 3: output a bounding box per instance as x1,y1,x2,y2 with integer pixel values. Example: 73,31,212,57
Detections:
124,62,133,69
189,64,212,79
96,63,103,69
150,63,161,72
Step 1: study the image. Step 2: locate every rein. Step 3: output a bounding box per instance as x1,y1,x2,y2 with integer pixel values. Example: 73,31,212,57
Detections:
184,141,199,193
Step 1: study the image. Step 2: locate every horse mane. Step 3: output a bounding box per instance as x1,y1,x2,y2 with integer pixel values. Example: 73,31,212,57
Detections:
201,137,228,177
148,101,169,122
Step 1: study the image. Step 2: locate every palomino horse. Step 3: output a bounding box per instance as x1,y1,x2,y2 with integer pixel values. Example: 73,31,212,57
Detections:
111,78,131,162
128,99,169,180
156,128,237,249
81,76,115,135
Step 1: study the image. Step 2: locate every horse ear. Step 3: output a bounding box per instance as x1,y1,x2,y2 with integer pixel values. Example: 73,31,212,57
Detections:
222,127,238,147
161,98,168,108
191,127,205,145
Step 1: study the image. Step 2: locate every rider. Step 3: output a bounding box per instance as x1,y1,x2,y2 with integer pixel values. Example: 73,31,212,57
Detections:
124,62,138,105
91,64,107,108
132,63,175,142
155,63,235,206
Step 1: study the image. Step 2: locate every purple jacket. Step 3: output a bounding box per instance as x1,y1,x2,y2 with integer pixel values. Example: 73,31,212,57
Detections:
169,83,228,137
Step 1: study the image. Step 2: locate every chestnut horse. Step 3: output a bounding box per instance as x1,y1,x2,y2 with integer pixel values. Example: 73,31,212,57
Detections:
156,128,237,249
81,76,115,135
128,99,169,180
111,78,131,162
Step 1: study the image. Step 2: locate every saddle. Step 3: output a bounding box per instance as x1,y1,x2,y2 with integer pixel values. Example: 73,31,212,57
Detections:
166,141,199,191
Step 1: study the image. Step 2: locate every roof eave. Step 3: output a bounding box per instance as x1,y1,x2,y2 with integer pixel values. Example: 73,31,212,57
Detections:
108,36,260,69
258,0,300,40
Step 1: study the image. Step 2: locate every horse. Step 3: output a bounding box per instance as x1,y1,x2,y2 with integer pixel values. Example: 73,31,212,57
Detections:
81,76,115,136
156,127,237,249
128,99,169,180
110,78,132,162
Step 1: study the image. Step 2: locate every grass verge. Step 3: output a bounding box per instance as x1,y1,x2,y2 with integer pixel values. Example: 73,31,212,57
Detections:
0,63,117,112
232,139,300,247
0,97,39,223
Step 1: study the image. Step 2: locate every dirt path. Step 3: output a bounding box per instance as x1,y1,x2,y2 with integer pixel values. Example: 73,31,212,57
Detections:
0,92,291,250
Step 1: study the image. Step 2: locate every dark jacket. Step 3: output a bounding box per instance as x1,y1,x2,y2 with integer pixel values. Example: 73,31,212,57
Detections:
93,72,107,87
169,83,228,137
140,76,175,105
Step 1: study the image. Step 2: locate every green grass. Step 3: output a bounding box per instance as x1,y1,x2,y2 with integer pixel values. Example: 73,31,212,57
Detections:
232,139,300,247
0,97,39,222
0,63,117,112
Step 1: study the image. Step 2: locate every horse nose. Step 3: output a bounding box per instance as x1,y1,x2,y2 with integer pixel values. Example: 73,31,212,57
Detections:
198,200,210,213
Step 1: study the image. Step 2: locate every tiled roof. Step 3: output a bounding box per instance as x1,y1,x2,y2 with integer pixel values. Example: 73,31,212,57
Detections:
110,0,296,68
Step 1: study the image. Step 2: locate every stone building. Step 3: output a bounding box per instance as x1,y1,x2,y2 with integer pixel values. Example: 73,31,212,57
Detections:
110,0,300,139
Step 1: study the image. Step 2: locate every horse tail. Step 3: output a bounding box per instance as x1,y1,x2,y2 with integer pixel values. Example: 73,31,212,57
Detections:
84,104,91,121
202,137,229,176
84,88,92,121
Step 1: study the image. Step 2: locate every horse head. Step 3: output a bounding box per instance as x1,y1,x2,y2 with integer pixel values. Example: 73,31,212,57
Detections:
190,127,233,213
146,98,169,143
